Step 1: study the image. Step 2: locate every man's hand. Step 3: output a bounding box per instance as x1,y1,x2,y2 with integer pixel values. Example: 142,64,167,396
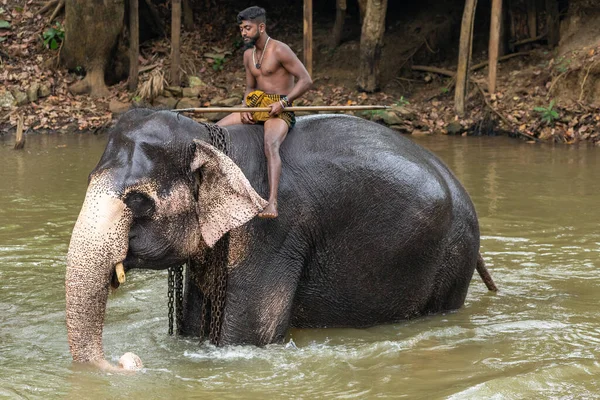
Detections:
241,111,255,124
268,101,285,117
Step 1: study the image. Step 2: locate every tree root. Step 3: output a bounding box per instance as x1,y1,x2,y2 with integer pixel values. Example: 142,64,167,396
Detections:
546,70,569,99
578,60,599,103
48,0,64,23
473,81,541,142
38,0,57,15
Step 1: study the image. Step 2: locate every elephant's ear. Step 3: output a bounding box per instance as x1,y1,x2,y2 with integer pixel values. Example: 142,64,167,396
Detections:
191,139,268,247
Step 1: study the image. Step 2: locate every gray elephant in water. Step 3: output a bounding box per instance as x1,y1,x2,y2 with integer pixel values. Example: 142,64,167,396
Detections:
65,108,496,371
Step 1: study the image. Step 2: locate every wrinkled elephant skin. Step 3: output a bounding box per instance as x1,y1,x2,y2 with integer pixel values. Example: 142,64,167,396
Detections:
66,109,490,369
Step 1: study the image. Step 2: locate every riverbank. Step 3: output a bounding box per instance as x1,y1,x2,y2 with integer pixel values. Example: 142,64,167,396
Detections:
1,1,599,145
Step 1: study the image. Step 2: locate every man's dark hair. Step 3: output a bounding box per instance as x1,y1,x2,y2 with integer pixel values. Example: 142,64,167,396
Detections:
237,6,266,25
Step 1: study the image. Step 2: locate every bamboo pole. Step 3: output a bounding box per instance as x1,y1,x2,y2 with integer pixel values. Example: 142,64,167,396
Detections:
455,0,478,115
175,105,390,113
128,0,139,91
303,0,313,76
488,0,502,94
170,0,182,86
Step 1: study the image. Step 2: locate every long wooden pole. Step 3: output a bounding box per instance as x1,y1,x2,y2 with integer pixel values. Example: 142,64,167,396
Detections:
128,0,139,91
170,0,182,86
455,0,478,115
488,0,502,94
175,105,390,113
303,0,313,76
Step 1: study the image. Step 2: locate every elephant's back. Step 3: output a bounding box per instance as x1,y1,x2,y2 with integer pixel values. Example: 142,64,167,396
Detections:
285,115,467,203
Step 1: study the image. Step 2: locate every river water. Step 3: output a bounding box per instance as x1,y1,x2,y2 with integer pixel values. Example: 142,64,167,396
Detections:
1,132,599,399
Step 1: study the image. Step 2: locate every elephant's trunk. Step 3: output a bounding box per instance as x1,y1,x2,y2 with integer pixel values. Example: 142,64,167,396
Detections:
66,174,132,365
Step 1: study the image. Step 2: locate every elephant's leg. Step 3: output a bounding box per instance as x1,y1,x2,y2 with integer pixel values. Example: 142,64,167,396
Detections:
180,271,205,337
219,260,302,346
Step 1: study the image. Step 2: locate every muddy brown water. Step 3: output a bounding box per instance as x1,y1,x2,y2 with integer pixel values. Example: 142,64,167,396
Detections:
1,132,599,398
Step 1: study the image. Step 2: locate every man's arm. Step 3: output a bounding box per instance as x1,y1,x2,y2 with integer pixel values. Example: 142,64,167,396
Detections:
242,50,257,102
276,43,313,103
241,50,257,124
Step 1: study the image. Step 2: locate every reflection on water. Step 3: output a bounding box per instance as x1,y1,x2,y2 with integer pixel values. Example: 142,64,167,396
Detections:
1,134,599,398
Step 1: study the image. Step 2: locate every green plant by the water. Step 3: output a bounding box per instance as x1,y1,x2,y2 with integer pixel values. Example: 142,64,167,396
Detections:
395,96,410,106
0,7,10,43
534,100,560,124
42,22,64,50
212,56,226,72
554,57,571,73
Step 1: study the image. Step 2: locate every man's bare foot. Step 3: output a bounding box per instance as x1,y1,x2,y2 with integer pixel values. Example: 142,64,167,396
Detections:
258,202,278,219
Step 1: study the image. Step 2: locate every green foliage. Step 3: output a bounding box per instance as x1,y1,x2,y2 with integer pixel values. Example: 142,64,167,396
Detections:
554,57,571,73
440,87,450,94
233,37,244,49
0,7,9,31
42,22,64,50
212,56,226,72
534,100,560,124
395,96,409,106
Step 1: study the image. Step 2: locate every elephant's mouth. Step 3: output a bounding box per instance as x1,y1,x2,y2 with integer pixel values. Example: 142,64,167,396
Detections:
122,250,183,272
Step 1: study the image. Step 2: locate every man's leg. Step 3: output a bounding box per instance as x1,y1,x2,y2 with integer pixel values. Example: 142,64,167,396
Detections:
259,118,288,219
216,112,242,126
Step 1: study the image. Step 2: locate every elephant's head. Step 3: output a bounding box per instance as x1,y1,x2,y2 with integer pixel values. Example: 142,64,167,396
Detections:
66,111,267,370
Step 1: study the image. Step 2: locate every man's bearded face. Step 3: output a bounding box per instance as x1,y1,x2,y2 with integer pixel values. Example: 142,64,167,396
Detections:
240,21,261,49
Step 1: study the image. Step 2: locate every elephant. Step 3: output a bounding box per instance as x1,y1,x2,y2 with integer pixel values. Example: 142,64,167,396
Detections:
65,108,496,371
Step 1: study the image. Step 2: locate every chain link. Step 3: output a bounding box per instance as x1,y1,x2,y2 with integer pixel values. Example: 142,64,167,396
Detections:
175,265,184,335
168,267,174,336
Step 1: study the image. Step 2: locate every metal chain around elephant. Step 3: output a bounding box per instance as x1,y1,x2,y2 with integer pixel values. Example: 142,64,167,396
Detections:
168,123,231,342
168,267,174,336
175,264,184,335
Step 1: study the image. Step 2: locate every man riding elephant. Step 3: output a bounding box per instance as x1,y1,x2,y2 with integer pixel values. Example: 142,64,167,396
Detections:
217,6,313,219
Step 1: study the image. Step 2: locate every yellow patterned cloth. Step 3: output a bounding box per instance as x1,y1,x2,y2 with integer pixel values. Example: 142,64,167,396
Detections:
245,90,296,128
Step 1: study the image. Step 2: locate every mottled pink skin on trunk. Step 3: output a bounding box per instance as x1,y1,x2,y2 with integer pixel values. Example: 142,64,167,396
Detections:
65,173,132,368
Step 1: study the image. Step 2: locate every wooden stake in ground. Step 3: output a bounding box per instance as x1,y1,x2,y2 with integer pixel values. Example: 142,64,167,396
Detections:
303,0,313,77
488,0,503,94
14,115,25,150
455,0,478,115
170,0,182,86
129,0,139,92
175,105,390,113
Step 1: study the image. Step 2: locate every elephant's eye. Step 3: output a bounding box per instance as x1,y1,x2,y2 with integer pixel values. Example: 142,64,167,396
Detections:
124,192,155,218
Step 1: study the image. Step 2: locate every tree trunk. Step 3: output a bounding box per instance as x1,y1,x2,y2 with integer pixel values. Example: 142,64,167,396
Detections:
526,0,536,38
357,0,368,24
129,0,139,92
331,0,346,48
546,0,559,48
455,0,478,115
303,0,313,77
357,0,388,93
61,0,125,98
183,0,194,31
171,0,182,86
489,0,502,94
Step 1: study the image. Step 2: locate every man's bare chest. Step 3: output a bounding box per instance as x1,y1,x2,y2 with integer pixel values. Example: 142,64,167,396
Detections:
251,57,282,77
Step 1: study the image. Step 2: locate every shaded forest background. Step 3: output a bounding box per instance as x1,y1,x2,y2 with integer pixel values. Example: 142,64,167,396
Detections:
1,0,600,144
